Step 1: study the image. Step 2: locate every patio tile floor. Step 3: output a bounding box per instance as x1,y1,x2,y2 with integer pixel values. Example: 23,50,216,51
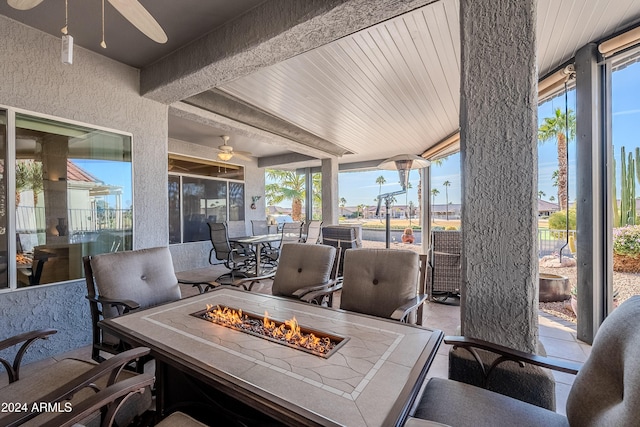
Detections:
5,264,589,417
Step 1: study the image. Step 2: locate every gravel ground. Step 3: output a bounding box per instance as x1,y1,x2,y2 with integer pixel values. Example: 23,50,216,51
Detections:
358,240,640,324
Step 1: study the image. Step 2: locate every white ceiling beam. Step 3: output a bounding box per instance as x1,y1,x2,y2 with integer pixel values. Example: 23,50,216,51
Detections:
169,102,335,159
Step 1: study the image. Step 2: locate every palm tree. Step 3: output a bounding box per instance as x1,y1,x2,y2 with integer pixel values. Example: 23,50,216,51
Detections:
538,107,576,211
408,200,415,225
430,188,439,221
538,190,546,199
443,181,451,220
339,197,347,217
265,169,321,221
376,175,386,195
16,160,43,207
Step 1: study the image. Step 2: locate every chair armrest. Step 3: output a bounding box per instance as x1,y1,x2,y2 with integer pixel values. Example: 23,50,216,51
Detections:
178,278,218,294
299,280,343,305
391,294,428,322
86,295,140,312
291,280,336,297
0,329,57,383
445,336,581,375
40,373,156,427
231,271,277,291
2,347,152,427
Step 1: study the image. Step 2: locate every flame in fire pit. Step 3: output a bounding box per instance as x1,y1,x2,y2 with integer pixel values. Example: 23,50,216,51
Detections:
194,304,344,357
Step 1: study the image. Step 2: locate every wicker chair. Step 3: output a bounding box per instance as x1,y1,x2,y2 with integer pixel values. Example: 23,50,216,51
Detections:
320,225,362,278
427,230,461,303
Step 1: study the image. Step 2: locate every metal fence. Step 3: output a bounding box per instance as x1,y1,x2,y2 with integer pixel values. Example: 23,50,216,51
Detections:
16,207,132,233
538,228,576,258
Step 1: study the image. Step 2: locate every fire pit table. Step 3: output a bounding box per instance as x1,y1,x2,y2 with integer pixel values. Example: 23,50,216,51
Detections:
100,288,443,426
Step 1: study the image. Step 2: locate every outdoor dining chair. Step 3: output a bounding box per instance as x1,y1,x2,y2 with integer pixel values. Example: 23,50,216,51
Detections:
207,222,254,283
302,220,322,244
84,246,215,364
271,243,339,305
303,248,426,323
0,338,153,427
251,219,270,236
409,295,640,427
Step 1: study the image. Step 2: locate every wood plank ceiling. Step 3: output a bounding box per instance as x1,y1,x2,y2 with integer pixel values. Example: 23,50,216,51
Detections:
219,0,640,167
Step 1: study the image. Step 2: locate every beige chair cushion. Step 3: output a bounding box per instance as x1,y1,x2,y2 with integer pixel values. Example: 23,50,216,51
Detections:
0,358,151,426
271,243,336,297
91,246,181,317
340,248,419,318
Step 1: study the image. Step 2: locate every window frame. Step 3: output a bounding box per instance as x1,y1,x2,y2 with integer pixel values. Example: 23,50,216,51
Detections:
0,104,134,292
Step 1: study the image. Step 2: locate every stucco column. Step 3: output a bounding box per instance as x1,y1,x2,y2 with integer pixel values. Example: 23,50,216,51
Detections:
321,158,339,225
460,0,538,353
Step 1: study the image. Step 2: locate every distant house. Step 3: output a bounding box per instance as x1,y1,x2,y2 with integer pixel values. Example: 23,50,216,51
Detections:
538,199,560,217
431,203,461,219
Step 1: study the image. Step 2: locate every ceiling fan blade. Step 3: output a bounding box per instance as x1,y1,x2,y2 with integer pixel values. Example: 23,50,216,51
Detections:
107,0,168,44
7,0,44,10
234,152,253,162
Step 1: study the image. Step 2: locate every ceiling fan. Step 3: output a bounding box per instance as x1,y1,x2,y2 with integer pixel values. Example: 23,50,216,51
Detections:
216,135,252,162
7,0,168,44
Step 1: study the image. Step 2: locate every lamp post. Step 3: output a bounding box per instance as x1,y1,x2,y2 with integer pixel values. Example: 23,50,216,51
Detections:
378,154,430,248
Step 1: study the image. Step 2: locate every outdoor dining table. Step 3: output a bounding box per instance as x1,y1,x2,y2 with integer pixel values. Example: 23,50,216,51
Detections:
99,288,444,426
229,233,282,276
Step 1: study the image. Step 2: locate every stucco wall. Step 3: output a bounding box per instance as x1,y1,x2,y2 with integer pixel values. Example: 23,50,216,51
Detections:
0,15,167,362
0,15,270,364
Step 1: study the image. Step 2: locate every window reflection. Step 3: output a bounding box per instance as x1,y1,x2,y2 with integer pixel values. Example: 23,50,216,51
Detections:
182,177,227,242
168,174,245,243
15,114,132,287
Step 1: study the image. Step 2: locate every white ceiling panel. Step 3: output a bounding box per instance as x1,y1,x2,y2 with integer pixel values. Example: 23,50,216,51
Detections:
221,1,460,164
220,0,640,167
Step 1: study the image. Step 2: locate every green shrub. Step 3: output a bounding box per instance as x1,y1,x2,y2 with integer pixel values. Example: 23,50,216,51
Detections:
613,225,640,256
548,209,576,238
445,226,458,230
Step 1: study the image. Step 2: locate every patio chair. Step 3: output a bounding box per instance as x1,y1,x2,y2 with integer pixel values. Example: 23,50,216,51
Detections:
409,295,640,427
302,220,322,244
270,243,339,305
0,344,153,427
320,225,362,277
427,229,461,303
207,222,254,283
84,246,215,364
312,248,426,323
40,371,207,427
281,221,303,244
251,219,270,236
